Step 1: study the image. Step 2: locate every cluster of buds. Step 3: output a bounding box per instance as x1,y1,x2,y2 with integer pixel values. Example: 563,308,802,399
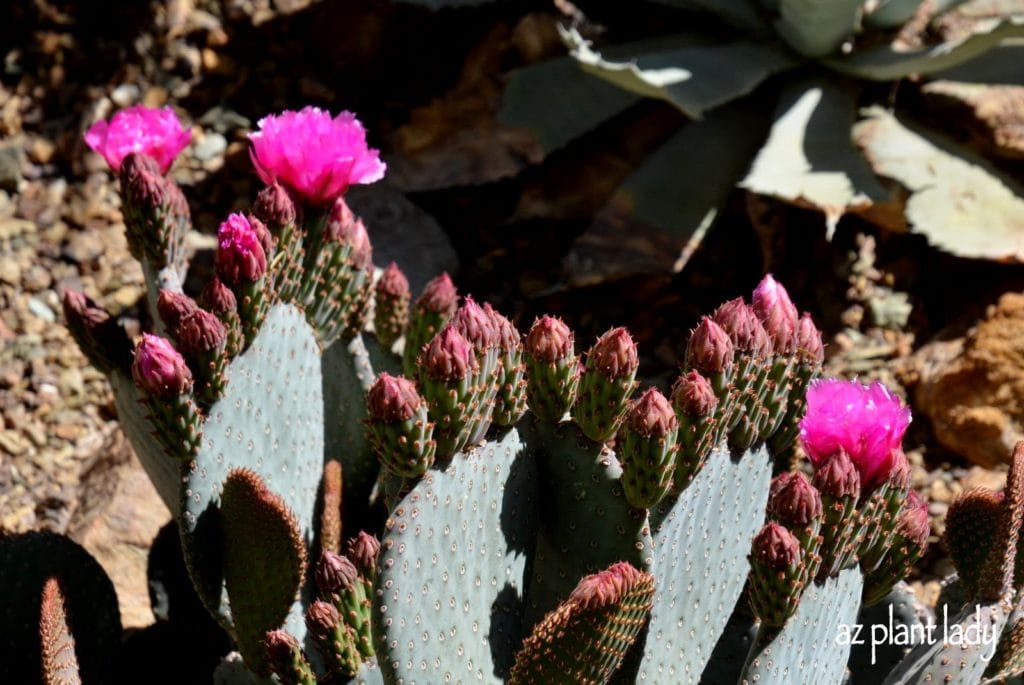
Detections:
268,532,380,683
748,377,928,625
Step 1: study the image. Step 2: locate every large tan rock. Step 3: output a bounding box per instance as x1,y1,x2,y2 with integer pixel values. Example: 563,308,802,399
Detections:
69,433,171,629
914,293,1024,467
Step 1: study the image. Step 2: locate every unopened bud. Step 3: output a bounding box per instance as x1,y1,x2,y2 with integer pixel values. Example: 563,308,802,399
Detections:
671,370,717,417
305,600,340,640
525,316,574,363
315,550,358,595
346,532,380,574
796,313,824,364
199,276,237,315
157,290,198,330
713,298,771,357
588,327,638,380
367,373,422,422
752,274,799,353
422,326,475,381
215,213,267,285
812,449,861,499
253,182,297,227
753,522,801,570
686,317,734,374
626,388,677,438
327,197,372,270
768,472,822,527
897,490,929,548
416,272,458,316
132,333,192,396
453,296,498,350
176,308,227,356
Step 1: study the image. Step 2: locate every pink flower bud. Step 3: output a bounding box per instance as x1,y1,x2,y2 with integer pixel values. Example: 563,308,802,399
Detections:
315,550,358,595
753,522,801,570
121,153,169,209
377,262,409,299
569,561,645,611
367,373,422,422
588,327,638,380
422,326,475,381
486,305,520,350
157,290,199,330
812,449,861,499
525,316,574,363
62,290,110,331
175,309,227,356
199,277,237,315
346,532,380,574
416,272,458,315
670,370,717,417
305,600,340,640
897,490,930,547
796,313,824,364
626,388,678,437
886,448,912,490
752,274,799,353
799,378,911,491
215,213,267,285
84,105,191,173
686,317,734,374
253,182,297,227
249,106,386,207
132,333,192,396
326,197,372,270
453,297,498,350
713,298,771,357
249,214,274,258
768,472,822,527
265,629,300,673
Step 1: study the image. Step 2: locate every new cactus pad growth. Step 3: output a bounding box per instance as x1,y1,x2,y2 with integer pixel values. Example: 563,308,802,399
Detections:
50,103,972,685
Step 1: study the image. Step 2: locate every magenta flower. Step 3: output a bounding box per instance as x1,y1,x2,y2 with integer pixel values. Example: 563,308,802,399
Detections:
215,213,267,285
799,378,911,490
84,105,191,173
248,107,386,207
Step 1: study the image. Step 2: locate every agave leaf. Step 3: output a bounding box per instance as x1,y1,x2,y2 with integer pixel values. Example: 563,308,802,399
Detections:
854,106,1024,261
646,0,773,36
563,103,768,284
774,0,864,57
864,0,970,29
929,42,1024,85
562,26,795,119
829,15,1024,80
499,57,642,155
740,80,890,231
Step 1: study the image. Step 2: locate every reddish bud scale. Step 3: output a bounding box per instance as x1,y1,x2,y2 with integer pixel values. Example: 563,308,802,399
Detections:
671,371,717,417
526,316,573,363
452,297,498,351
589,327,638,381
812,450,861,500
346,532,380,576
417,273,458,316
421,326,475,382
174,308,227,357
713,298,771,358
367,373,421,422
753,522,801,570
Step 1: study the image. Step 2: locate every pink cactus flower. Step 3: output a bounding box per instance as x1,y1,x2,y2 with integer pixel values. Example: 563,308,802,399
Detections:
799,378,911,490
215,213,267,285
84,105,191,173
248,107,386,206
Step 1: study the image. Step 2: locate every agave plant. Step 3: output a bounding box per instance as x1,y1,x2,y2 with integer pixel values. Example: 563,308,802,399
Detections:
488,0,1024,281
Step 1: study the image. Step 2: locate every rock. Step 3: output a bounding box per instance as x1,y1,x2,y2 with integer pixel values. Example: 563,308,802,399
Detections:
70,439,172,629
0,146,22,192
192,132,226,163
914,292,1024,466
111,84,141,108
27,297,55,323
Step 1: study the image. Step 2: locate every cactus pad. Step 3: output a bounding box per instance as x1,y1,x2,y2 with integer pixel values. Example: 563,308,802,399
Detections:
374,428,540,684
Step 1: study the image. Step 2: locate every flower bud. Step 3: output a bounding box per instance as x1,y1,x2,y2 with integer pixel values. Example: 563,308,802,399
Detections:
157,290,198,330
752,522,801,570
199,276,237,315
812,449,861,499
525,316,574,363
315,550,358,595
253,182,297,227
132,333,192,396
713,298,771,357
886,448,912,490
215,213,267,285
248,214,274,258
367,373,422,422
670,370,717,417
416,272,458,316
176,309,227,356
589,327,638,380
626,388,677,438
686,317,734,374
768,472,822,527
305,600,340,640
897,490,929,548
346,532,380,575
422,326,475,381
452,296,498,351
377,262,409,299
62,289,111,331
752,274,799,353
122,153,169,214
796,312,824,364
326,197,372,270
265,629,301,675
488,305,520,350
